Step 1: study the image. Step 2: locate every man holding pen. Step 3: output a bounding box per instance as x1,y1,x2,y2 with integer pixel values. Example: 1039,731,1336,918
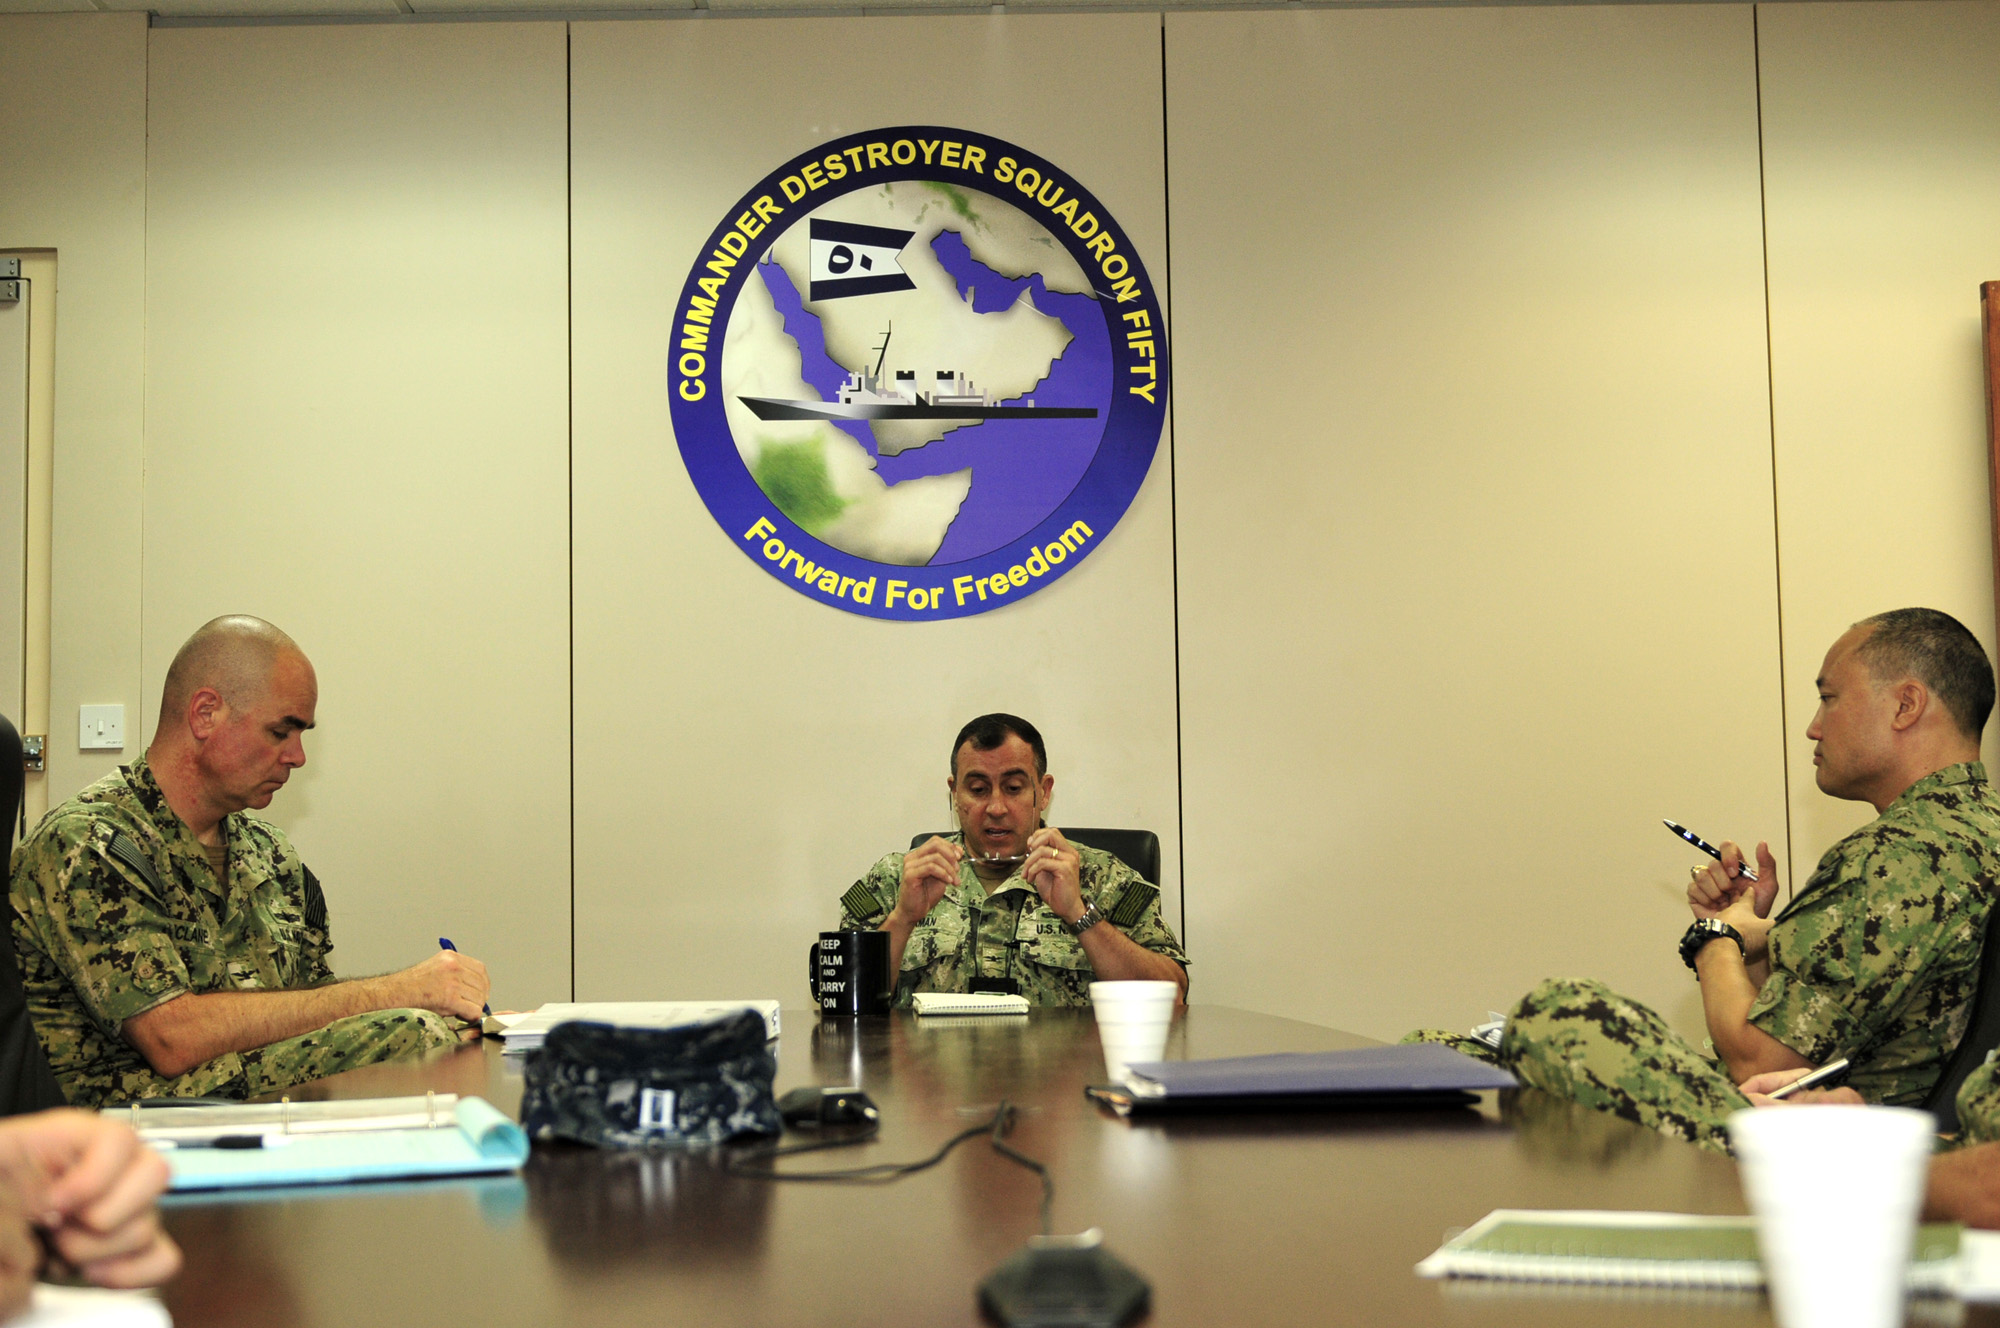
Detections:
837,714,1188,1006
9,616,492,1109
1411,608,2000,1149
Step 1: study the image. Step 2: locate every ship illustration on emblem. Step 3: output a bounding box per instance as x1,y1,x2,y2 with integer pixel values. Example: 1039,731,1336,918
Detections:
739,325,1099,424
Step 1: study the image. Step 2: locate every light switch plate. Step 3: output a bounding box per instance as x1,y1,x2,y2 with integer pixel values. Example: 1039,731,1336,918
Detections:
79,705,124,751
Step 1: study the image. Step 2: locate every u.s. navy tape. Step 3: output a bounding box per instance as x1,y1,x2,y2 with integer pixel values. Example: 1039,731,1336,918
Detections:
520,1009,782,1149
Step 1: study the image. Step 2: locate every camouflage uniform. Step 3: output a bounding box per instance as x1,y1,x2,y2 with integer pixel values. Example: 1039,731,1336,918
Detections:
1406,978,1755,1151
1409,762,2000,1152
1954,1061,2000,1145
8,758,456,1108
837,836,1188,1008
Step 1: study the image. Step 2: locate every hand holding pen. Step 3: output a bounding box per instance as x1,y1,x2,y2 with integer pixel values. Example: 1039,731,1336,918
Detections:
1666,821,1780,920
1662,820,1759,882
436,938,492,1019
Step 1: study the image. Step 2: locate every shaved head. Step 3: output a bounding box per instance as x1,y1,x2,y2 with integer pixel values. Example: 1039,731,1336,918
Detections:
160,616,306,722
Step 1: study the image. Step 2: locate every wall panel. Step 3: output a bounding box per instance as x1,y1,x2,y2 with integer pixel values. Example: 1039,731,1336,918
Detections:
144,24,572,1003
1168,5,1783,1040
0,14,147,813
1759,1,2000,871
569,15,1179,1004
29,1,1997,1048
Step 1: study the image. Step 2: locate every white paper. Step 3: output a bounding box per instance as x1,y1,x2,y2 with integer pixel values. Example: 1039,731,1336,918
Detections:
498,1001,781,1047
15,1285,170,1328
1958,1230,2000,1300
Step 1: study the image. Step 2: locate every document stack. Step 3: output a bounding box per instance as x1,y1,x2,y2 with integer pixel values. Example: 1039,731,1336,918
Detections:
488,1000,783,1050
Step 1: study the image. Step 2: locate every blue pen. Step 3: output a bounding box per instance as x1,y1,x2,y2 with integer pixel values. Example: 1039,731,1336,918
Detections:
1662,819,1760,883
437,937,492,1017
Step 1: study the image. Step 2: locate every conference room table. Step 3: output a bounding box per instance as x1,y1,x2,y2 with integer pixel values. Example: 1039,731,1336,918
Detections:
147,1006,1971,1327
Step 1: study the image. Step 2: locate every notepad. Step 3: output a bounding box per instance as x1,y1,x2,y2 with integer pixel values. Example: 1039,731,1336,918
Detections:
1416,1210,1961,1292
492,1000,782,1049
912,992,1030,1016
115,1094,528,1192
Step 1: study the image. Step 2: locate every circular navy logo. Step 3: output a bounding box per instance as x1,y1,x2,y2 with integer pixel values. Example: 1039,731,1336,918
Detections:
669,126,1168,621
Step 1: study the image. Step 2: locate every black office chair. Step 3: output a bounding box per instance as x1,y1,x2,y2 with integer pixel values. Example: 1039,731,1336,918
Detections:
0,715,68,1112
1922,902,2000,1134
910,827,1161,886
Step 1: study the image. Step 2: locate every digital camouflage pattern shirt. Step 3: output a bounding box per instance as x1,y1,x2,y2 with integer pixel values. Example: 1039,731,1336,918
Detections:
1749,761,2000,1106
837,837,1189,1007
1955,1060,2000,1145
8,757,452,1107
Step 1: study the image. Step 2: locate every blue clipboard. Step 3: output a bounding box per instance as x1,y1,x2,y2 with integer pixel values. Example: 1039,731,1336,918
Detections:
146,1096,528,1192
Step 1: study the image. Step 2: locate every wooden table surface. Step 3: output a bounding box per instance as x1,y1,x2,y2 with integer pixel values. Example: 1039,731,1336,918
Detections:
147,1006,1949,1327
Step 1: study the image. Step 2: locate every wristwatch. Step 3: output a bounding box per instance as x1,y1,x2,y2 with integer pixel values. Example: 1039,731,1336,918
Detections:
1062,904,1104,937
1679,918,1745,971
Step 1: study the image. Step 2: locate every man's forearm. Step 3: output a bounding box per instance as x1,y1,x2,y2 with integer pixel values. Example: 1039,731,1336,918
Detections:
1079,925,1188,1002
1694,941,1809,1082
122,977,411,1079
1925,1146,2000,1229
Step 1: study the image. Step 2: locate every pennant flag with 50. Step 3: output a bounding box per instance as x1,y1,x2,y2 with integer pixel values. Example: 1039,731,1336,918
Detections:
809,219,918,301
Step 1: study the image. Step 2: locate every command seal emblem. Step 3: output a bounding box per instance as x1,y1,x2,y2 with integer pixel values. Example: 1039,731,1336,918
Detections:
669,126,1168,621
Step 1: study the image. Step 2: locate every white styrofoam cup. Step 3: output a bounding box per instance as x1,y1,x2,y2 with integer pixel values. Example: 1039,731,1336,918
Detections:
1727,1105,1936,1328
1090,980,1178,1083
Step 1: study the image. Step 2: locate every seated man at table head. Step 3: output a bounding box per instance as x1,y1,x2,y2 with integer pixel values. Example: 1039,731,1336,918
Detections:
836,713,1188,1006
1407,607,2000,1150
9,615,491,1109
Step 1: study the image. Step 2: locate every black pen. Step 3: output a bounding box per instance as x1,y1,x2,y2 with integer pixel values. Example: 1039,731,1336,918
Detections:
438,937,493,1017
153,1135,268,1150
1662,819,1760,882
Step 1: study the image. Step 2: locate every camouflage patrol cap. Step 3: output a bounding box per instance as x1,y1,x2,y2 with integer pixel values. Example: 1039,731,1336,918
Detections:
520,1010,782,1149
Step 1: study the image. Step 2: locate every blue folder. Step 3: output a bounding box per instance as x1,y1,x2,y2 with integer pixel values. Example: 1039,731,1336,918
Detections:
153,1096,528,1192
1114,1043,1516,1114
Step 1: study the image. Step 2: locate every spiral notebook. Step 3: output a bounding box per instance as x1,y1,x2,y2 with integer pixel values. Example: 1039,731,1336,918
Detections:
1416,1210,1961,1292
911,992,1030,1016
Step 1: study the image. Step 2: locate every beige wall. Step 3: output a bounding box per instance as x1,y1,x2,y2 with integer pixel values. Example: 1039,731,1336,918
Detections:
1168,5,1785,1040
143,23,572,1004
568,14,1181,1004
1759,1,2000,872
5,2,2000,1041
0,14,148,815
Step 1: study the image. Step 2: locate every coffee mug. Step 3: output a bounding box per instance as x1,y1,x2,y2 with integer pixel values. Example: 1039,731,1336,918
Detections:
808,930,893,1017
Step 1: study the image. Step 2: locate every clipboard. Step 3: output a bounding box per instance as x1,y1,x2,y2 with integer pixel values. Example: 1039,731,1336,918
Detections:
111,1094,529,1192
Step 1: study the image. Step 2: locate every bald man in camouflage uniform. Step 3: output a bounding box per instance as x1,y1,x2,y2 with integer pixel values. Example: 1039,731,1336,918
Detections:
10,616,491,1108
837,714,1188,1008
1410,609,2000,1152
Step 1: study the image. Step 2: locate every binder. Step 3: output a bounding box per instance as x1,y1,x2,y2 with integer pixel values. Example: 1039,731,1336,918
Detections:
112,1094,528,1192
